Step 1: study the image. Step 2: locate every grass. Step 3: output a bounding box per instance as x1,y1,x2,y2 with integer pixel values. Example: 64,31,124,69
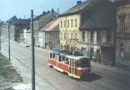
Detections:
0,53,23,89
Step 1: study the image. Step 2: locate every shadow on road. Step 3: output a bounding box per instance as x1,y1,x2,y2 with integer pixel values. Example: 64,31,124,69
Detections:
80,73,102,82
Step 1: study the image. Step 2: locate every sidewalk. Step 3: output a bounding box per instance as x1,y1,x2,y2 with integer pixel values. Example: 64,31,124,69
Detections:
91,61,130,76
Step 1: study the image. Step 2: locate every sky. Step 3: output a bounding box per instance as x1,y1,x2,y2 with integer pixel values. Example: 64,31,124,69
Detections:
0,0,86,21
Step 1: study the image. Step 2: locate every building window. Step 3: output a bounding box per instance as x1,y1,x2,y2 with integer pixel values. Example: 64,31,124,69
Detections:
71,19,73,27
120,43,124,58
82,32,85,42
64,33,66,39
71,33,73,39
97,31,100,43
90,32,94,42
61,21,62,28
64,20,66,27
67,33,69,39
119,15,125,32
75,33,77,39
75,19,77,27
67,20,69,27
60,33,62,39
61,45,63,49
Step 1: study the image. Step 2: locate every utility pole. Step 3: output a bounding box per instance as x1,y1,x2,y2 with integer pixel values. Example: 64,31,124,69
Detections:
8,23,10,60
31,9,35,90
0,23,1,50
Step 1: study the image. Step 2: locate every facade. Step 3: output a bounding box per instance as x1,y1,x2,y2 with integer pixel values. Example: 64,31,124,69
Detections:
116,0,130,68
80,0,116,65
7,16,17,41
38,32,45,48
59,0,108,51
7,16,30,42
59,14,80,51
12,19,30,42
33,9,59,46
23,27,31,45
40,18,60,49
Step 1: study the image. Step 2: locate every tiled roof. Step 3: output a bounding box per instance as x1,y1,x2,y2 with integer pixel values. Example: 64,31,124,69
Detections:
80,0,116,31
34,11,59,29
60,0,103,16
41,18,59,32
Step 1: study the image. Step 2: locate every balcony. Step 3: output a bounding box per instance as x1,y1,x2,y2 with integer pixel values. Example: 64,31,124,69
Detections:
116,32,130,40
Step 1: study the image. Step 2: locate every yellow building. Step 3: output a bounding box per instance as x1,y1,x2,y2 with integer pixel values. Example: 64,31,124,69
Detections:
59,0,106,51
59,14,80,51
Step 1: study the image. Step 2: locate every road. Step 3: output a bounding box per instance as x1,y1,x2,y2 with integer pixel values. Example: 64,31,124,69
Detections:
1,39,130,90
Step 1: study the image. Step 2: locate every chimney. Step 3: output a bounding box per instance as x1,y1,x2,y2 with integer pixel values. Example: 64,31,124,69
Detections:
47,10,50,13
77,1,82,5
43,11,46,15
51,9,54,12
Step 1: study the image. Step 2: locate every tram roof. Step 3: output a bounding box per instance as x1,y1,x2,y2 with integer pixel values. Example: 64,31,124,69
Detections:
49,49,72,55
65,55,90,61
49,49,60,54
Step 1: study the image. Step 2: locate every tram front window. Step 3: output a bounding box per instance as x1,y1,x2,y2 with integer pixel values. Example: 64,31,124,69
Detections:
77,58,90,68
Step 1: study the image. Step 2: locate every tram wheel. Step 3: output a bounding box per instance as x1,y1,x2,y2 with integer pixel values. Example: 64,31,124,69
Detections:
48,64,53,68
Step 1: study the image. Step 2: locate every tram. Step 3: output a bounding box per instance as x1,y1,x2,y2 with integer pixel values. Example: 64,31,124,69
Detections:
48,49,91,79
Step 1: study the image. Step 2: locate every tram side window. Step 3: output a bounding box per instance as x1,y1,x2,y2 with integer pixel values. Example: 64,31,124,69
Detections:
62,56,68,64
53,54,55,58
77,58,90,68
65,58,69,64
62,56,65,62
50,53,55,58
50,53,53,58
59,56,62,61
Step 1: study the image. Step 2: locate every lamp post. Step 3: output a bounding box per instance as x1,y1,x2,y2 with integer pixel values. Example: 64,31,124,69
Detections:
31,9,35,90
8,23,11,60
0,23,1,50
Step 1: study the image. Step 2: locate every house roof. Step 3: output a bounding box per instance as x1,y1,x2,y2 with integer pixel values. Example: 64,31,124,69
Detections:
34,10,59,29
80,0,116,31
34,10,58,21
7,16,18,24
41,18,59,32
12,19,30,25
60,0,104,16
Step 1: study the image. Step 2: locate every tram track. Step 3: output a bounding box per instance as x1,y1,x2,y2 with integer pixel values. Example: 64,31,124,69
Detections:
1,41,130,90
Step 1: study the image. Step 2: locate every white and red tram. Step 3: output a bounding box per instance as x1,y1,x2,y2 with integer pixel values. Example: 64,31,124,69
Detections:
48,49,91,79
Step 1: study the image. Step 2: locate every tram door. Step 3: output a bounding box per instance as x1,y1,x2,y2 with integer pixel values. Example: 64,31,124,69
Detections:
70,59,76,74
55,55,59,66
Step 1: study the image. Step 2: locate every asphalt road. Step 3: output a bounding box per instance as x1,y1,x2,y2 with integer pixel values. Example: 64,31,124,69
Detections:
1,40,130,90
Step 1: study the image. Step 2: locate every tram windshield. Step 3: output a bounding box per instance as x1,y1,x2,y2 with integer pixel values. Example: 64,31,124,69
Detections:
77,58,90,68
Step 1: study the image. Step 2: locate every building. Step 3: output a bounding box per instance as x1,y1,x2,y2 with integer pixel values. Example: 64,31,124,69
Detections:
80,0,116,65
33,9,59,46
12,19,30,42
7,16,17,40
59,0,109,51
23,26,31,45
7,16,30,42
116,0,130,68
40,18,60,49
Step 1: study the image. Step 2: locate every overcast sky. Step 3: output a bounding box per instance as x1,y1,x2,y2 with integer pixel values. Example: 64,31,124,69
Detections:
0,0,86,21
